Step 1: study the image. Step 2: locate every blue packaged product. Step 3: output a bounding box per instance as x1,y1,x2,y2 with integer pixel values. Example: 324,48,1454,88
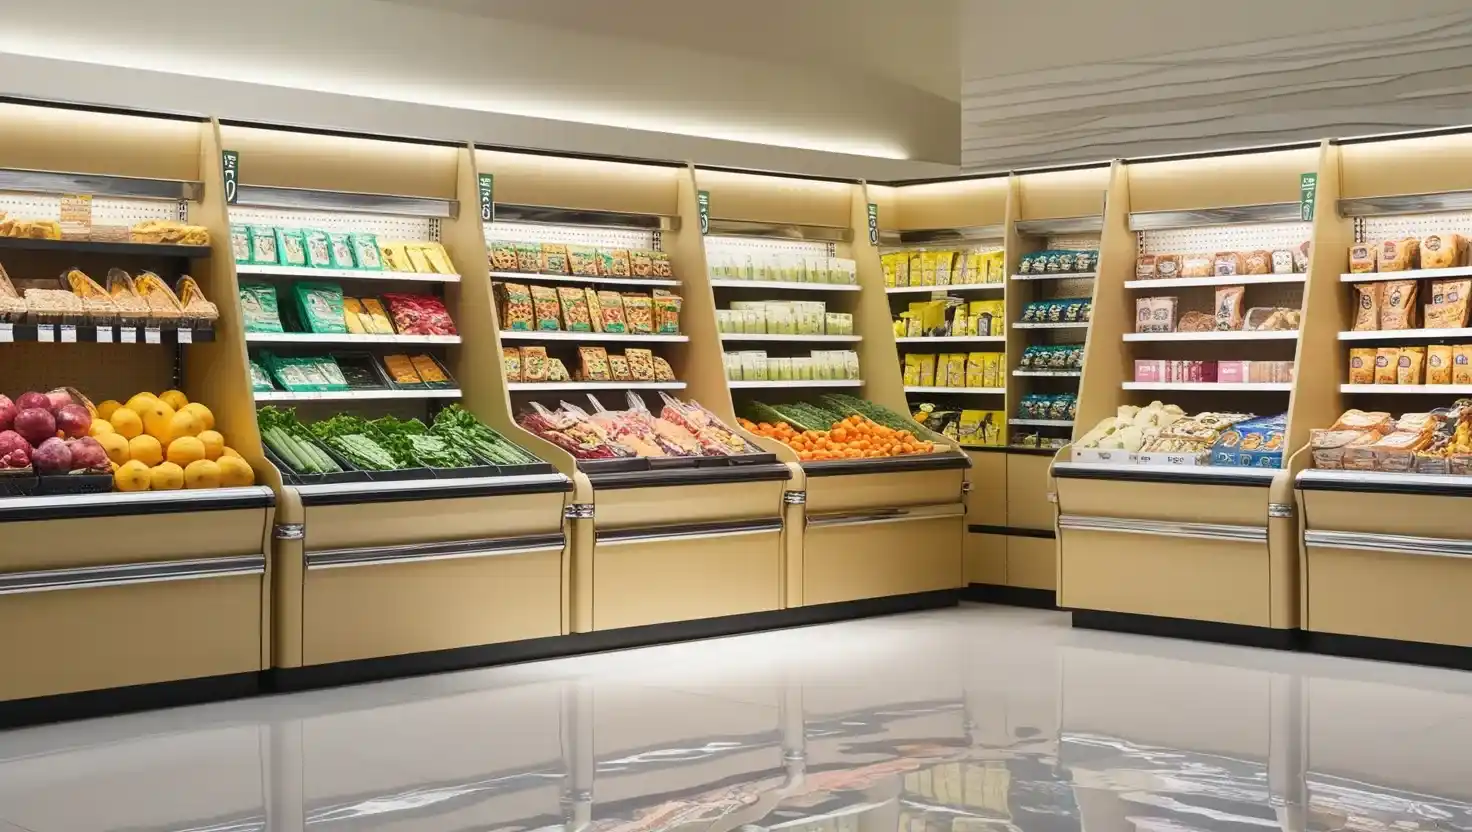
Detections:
1211,413,1287,468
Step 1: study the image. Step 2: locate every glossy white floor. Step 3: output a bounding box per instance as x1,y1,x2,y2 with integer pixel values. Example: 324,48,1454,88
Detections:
2,604,1471,831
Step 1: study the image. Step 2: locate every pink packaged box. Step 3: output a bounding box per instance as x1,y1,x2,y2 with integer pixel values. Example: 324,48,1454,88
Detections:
1218,360,1251,383
1185,360,1218,382
1134,360,1166,383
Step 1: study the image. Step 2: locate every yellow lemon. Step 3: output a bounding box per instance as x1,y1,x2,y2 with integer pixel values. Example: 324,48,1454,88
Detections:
124,392,157,414
166,435,206,467
149,461,185,491
197,430,225,460
141,399,177,442
113,460,151,492
88,419,115,438
184,459,221,489
97,399,122,421
97,432,130,466
221,446,242,460
165,410,202,444
180,402,214,432
217,456,255,487
109,407,143,440
159,389,189,411
128,434,163,467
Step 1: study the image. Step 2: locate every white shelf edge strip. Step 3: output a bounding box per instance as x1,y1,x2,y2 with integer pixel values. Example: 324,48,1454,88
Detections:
508,382,687,390
1126,274,1306,289
1340,384,1472,393
237,265,459,283
1338,327,1472,341
488,270,679,288
498,331,690,342
1010,273,1097,281
1122,331,1299,342
1013,371,1081,377
1122,382,1291,390
1013,322,1091,329
718,334,861,342
904,386,1004,393
1341,266,1472,283
254,389,462,400
709,279,860,292
895,336,1005,343
729,380,862,388
245,333,461,344
886,284,1004,293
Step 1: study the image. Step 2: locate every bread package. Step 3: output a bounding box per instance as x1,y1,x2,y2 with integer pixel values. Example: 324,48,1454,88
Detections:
1181,254,1214,278
1271,250,1295,274
1373,347,1400,384
1311,429,1377,470
1176,311,1215,332
1155,255,1183,279
1214,285,1245,331
1457,345,1472,384
1426,278,1471,328
1214,251,1244,276
1429,345,1453,384
1347,348,1376,384
1331,409,1394,433
1243,250,1273,275
1295,241,1312,273
1378,238,1420,271
1352,283,1381,331
1397,345,1427,385
1348,244,1377,274
1136,255,1157,280
1380,280,1418,330
1135,296,1177,333
1421,233,1465,269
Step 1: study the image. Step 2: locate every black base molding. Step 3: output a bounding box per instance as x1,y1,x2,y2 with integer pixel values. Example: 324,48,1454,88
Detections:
1072,609,1300,651
963,583,1058,610
1305,631,1472,672
271,589,961,692
0,671,259,731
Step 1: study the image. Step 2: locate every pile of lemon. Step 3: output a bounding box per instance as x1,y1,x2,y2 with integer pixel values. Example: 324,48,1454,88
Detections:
91,390,255,492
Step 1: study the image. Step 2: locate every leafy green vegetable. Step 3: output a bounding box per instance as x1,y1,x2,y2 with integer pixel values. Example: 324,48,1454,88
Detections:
431,405,540,465
309,415,404,471
372,415,477,468
818,394,925,432
258,406,341,474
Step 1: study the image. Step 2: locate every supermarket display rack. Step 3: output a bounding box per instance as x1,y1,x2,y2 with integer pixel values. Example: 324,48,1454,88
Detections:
700,168,968,612
1293,131,1472,669
1055,148,1321,645
475,151,792,634
216,125,572,685
0,104,274,722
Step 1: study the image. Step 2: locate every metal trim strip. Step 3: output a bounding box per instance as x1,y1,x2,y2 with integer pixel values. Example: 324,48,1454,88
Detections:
878,225,1005,246
0,486,274,523
233,184,458,219
1304,529,1472,558
807,507,965,529
1337,191,1472,218
491,203,679,231
0,168,202,201
707,218,852,243
1015,215,1104,236
596,518,782,546
1058,514,1267,542
1128,203,1302,231
0,555,265,596
307,533,566,569
293,473,571,506
1296,469,1472,497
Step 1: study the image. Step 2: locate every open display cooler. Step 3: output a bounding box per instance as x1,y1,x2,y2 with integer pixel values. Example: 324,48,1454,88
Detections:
219,125,572,685
699,168,968,609
480,151,792,633
1294,133,1472,667
1054,151,1318,642
0,103,274,720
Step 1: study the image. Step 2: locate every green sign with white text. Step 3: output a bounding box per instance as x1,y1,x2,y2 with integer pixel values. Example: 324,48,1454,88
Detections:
697,190,710,235
221,150,239,205
478,173,495,223
867,203,879,246
1300,172,1318,222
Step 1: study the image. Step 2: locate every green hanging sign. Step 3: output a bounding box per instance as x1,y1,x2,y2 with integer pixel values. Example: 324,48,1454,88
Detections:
697,190,710,235
478,173,495,223
1299,172,1318,222
867,203,879,246
221,150,239,205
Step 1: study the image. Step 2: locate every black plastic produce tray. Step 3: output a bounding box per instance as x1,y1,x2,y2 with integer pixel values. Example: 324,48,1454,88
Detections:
577,457,648,475
366,467,433,482
496,461,559,477
648,456,700,470
36,472,113,495
270,437,368,485
0,470,39,497
726,452,780,466
429,464,500,479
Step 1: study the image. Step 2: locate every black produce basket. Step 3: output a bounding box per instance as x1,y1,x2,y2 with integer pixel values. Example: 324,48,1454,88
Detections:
36,472,113,495
647,455,700,470
365,467,433,482
269,437,369,485
576,457,649,475
725,452,780,466
496,461,560,477
429,462,501,479
0,469,39,496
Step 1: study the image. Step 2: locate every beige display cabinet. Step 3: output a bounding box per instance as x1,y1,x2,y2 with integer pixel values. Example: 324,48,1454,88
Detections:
1295,132,1472,669
477,151,794,633
1054,149,1324,645
0,103,275,723
696,168,969,610
212,125,573,688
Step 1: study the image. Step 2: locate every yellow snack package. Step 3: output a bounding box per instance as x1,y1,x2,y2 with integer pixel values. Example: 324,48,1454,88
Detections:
964,252,984,285
935,251,956,286
919,251,937,286
882,253,897,287
946,353,967,387
907,252,922,287
969,300,1005,336
966,352,987,387
918,353,937,386
982,352,1004,388
904,353,922,385
894,251,911,286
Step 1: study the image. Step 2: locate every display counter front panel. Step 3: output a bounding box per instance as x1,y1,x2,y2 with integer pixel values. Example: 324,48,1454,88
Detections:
803,505,965,605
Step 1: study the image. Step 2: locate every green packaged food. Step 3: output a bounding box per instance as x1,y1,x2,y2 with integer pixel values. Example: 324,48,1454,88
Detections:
249,360,274,392
349,233,384,271
314,356,349,391
303,229,333,268
249,225,279,265
239,281,284,333
293,281,348,334
328,232,357,269
276,228,308,267
230,224,251,264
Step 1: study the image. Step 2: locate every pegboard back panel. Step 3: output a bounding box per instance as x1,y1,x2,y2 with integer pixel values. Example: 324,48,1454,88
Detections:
705,235,833,260
1361,211,1472,243
0,194,181,226
483,220,658,252
1138,222,1312,255
1048,235,1101,251
880,243,1005,256
229,206,436,241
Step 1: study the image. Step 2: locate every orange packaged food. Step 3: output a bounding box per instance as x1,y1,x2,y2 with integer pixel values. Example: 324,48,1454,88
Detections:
578,346,611,381
521,346,549,382
596,290,628,333
410,354,449,384
625,348,655,381
557,286,593,332
622,294,654,334
607,354,632,381
383,354,423,386
502,347,522,382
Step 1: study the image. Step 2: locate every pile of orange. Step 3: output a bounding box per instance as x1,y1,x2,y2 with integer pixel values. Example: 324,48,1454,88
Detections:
738,414,935,461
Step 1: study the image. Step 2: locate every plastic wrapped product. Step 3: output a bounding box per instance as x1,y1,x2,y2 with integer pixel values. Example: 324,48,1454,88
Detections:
1331,409,1394,433
249,225,279,265
1311,429,1375,470
1271,250,1295,274
377,241,412,272
276,228,308,268
1295,241,1312,273
502,347,522,382
328,232,357,269
596,291,628,333
604,249,633,277
1378,238,1419,271
1352,283,1381,331
1429,344,1454,384
1210,414,1286,468
1242,250,1273,275
230,225,251,263
382,293,457,336
1398,346,1427,385
521,346,549,382
556,286,592,332
1457,345,1472,384
652,356,676,382
1380,280,1418,329
1214,251,1244,276
1421,233,1465,268
359,298,394,333
652,290,682,334
1136,254,1160,279
304,230,333,268
1176,311,1215,332
1155,254,1182,279
1181,254,1214,277
568,245,599,276
529,285,562,331
622,294,654,334
489,240,519,272
1348,348,1376,384
349,234,383,270
541,244,570,275
1135,296,1177,333
238,281,284,333
1348,244,1377,274
293,282,348,334
1426,278,1471,328
1214,285,1245,331
578,347,611,381
649,250,674,278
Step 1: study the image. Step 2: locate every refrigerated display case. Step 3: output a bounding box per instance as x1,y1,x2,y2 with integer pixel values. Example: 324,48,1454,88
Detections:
699,168,968,609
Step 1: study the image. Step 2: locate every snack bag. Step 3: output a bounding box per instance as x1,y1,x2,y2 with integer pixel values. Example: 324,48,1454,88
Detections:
653,290,682,334
557,286,593,332
328,232,357,269
530,285,562,331
303,230,333,268
238,281,284,333
293,281,348,334
1353,283,1381,331
502,348,523,382
349,233,383,270
249,225,279,265
597,291,628,333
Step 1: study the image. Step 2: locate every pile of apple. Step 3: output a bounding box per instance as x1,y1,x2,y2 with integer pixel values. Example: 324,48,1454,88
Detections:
0,389,110,475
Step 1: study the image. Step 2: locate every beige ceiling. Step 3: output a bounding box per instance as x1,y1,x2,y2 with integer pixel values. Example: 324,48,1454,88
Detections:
380,0,962,101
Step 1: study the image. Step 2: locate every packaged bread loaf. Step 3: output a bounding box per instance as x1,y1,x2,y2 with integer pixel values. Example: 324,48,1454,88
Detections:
1271,250,1295,274
1380,280,1418,329
1155,255,1182,280
1374,347,1400,384
1331,409,1394,433
1398,345,1427,385
1428,345,1453,384
1213,252,1244,276
1352,283,1381,331
1242,250,1272,275
1181,254,1214,277
1425,278,1471,328
1378,238,1419,271
1135,296,1177,333
1455,345,1472,384
1348,244,1377,274
1348,348,1376,384
1136,255,1157,280
1311,429,1376,470
1421,233,1465,269
1214,285,1245,331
